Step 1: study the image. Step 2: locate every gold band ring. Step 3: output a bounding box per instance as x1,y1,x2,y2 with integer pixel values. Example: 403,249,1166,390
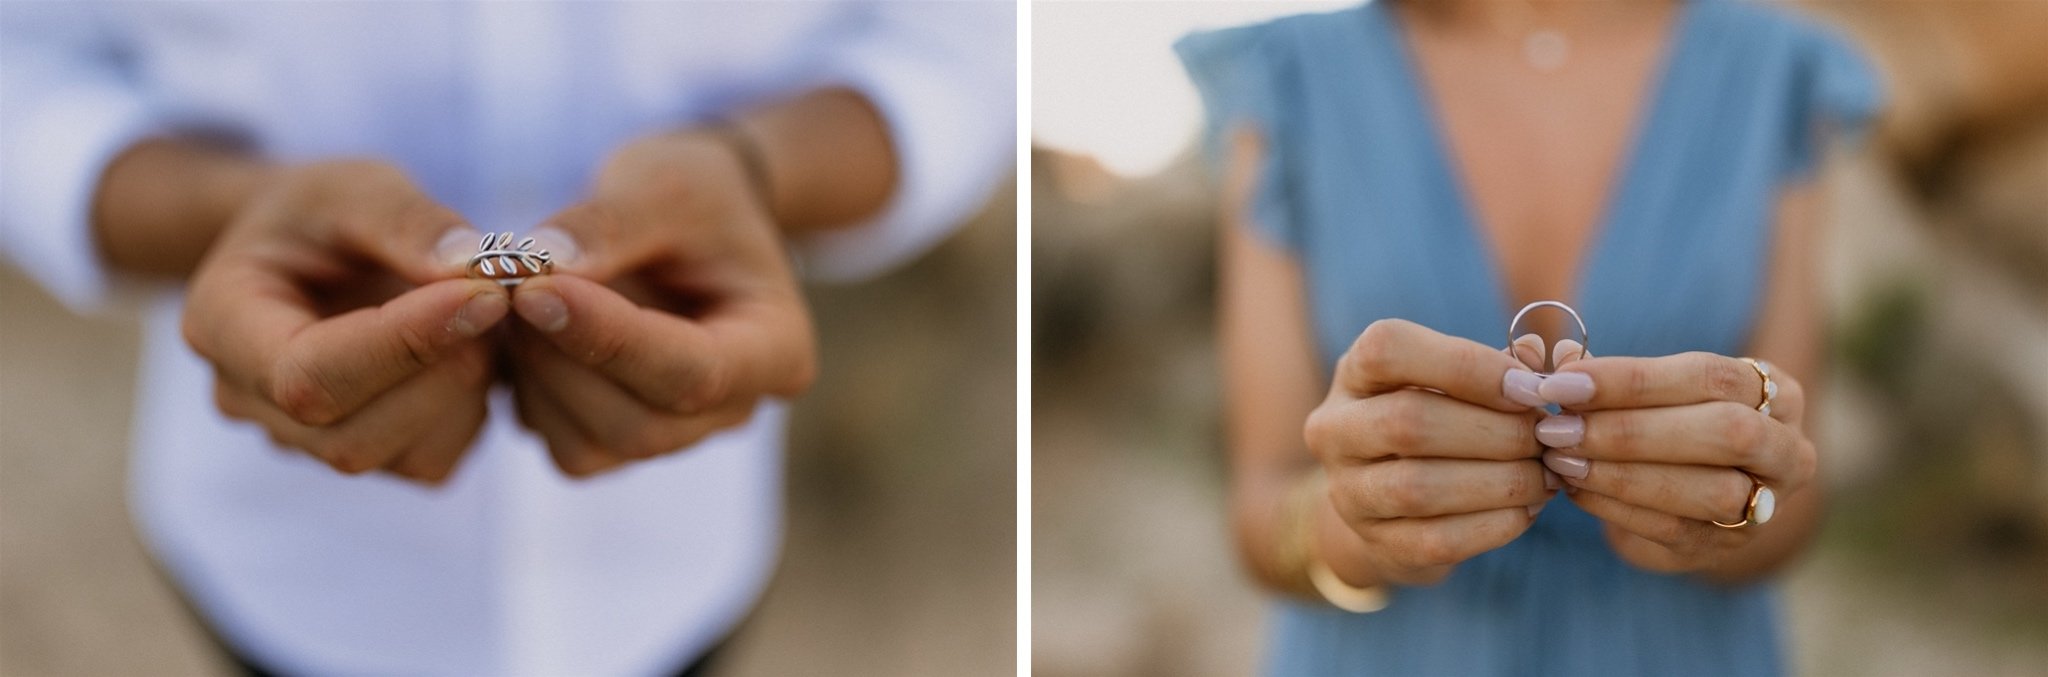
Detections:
1711,471,1777,528
1738,357,1778,416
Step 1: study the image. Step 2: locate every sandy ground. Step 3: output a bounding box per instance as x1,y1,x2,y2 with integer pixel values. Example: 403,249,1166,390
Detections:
0,190,1016,676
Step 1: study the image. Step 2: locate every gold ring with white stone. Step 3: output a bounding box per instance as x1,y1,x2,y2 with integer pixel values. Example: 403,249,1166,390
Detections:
1712,472,1776,528
1739,357,1777,416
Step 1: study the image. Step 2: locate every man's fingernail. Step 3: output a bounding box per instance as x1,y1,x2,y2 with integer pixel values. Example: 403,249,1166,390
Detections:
435,227,486,268
1503,369,1547,409
529,226,581,266
1535,414,1584,448
1539,371,1595,405
514,288,569,333
451,292,509,337
1543,451,1590,480
1544,469,1561,492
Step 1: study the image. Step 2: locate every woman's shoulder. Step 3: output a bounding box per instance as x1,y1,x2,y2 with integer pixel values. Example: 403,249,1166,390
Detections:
1692,0,1870,60
1686,0,1884,129
1175,4,1381,75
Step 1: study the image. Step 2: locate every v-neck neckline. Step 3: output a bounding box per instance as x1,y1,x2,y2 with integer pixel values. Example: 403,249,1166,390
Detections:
1372,1,1697,329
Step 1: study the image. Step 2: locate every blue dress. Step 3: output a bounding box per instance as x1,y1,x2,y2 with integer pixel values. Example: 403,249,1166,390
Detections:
1177,2,1881,675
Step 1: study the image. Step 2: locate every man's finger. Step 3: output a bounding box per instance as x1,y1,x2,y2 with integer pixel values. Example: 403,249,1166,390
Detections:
1308,389,1543,463
268,279,506,425
508,274,813,414
1335,319,1535,412
511,334,757,459
510,368,629,478
215,349,488,474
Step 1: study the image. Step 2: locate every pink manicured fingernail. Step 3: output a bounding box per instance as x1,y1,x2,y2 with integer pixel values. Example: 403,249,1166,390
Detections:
1535,414,1583,448
1527,500,1548,518
436,227,485,268
1511,334,1546,371
514,288,569,332
1503,369,1546,409
451,292,508,337
1552,339,1585,366
1543,451,1590,480
1539,371,1595,405
1544,469,1561,491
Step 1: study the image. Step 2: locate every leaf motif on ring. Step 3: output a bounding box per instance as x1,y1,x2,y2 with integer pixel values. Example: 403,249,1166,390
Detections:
466,231,553,285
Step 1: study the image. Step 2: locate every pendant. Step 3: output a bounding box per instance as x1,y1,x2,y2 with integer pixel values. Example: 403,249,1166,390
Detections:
1524,30,1569,73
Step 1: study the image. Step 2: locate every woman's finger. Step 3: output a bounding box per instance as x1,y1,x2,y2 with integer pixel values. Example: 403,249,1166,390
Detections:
1600,525,1697,574
1359,506,1539,584
1555,402,1812,490
1551,338,1586,367
1333,319,1538,413
1548,352,1796,416
1333,458,1553,519
1544,455,1753,524
1509,334,1546,372
1567,490,1748,567
1307,389,1543,463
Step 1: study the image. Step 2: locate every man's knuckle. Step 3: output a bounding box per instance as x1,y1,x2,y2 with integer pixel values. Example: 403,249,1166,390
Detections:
268,358,342,426
391,322,438,371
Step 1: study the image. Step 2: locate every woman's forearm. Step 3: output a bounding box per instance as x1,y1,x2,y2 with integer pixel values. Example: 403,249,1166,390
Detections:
92,138,270,279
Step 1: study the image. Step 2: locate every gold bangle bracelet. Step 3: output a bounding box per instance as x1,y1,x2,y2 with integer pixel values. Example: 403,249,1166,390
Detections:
1308,556,1390,614
1285,469,1389,613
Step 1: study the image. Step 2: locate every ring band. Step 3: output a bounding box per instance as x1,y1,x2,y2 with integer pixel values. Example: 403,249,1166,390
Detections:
467,231,554,286
1711,472,1777,528
1739,357,1777,416
1506,300,1590,354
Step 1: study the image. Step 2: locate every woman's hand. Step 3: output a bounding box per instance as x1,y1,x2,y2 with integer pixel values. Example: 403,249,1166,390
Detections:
182,160,507,483
1539,351,1815,573
505,131,817,477
1304,319,1556,586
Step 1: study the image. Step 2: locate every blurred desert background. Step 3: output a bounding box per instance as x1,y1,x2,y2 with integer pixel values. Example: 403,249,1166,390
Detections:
1034,2,2048,676
0,184,1016,672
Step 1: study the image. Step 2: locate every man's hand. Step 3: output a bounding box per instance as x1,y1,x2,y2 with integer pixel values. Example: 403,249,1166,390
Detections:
181,160,505,483
507,132,817,477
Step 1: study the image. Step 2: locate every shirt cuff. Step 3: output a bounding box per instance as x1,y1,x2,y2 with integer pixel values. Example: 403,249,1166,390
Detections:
1,82,156,314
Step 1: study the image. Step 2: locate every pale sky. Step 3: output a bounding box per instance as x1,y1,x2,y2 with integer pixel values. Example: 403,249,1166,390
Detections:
1033,1,1353,177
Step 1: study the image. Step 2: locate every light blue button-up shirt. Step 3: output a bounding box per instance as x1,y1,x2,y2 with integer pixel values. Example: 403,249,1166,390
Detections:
0,3,1014,674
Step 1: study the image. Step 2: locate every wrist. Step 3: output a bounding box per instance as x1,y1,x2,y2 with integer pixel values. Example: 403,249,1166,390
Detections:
599,130,772,222
1276,469,1390,612
92,138,273,278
